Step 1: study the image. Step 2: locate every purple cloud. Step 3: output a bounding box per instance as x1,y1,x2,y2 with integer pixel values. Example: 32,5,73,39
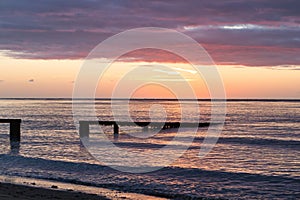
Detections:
0,0,299,66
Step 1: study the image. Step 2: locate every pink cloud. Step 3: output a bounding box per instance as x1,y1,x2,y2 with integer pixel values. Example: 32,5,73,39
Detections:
0,0,299,66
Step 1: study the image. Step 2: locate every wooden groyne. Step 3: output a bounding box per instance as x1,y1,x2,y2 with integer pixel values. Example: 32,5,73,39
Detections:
0,119,22,142
79,120,212,137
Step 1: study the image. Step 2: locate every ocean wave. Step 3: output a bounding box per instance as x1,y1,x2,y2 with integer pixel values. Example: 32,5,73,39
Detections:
0,154,299,199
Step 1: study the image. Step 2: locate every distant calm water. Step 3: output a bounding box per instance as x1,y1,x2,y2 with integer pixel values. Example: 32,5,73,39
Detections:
0,99,299,199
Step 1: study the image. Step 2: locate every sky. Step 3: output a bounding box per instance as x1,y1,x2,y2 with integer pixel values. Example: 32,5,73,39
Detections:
0,0,299,98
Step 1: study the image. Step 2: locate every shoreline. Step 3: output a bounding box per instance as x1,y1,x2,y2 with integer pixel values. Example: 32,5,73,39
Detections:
0,182,108,200
0,175,167,200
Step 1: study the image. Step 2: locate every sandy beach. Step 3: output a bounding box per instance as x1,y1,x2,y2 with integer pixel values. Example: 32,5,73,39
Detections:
0,182,109,200
0,175,168,200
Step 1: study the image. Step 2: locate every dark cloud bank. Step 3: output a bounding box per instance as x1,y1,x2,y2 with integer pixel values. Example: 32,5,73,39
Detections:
0,0,299,66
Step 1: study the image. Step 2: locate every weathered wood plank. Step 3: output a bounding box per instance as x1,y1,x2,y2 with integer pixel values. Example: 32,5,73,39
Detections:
0,119,22,143
79,120,213,138
80,121,211,128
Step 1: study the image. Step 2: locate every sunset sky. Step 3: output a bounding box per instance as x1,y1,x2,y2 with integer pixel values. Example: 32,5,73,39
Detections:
0,0,299,98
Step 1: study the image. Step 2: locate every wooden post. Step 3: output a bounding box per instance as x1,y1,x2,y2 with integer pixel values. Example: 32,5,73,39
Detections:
10,121,21,143
79,121,89,138
114,132,119,140
113,122,119,134
10,141,20,155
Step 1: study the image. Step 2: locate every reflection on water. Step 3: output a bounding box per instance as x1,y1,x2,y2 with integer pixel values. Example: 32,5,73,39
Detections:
0,99,299,198
9,142,20,155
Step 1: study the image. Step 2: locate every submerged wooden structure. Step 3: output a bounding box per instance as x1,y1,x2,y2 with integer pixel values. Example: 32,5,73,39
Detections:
79,120,211,138
0,119,22,142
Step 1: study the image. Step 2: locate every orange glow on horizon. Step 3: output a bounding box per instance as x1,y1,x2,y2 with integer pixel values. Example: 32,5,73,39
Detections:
131,84,178,99
0,53,299,99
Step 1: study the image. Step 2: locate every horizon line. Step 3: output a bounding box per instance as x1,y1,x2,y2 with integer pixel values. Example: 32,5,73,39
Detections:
0,98,299,102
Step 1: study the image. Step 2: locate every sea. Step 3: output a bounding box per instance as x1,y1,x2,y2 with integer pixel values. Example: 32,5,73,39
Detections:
0,99,299,199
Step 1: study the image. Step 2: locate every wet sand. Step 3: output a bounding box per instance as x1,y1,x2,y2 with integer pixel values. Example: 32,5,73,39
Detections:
0,182,108,200
0,176,168,200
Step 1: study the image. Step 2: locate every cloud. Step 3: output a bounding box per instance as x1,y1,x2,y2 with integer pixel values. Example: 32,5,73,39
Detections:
28,79,34,82
153,69,180,75
0,0,299,66
266,65,300,70
0,80,4,83
173,67,197,74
